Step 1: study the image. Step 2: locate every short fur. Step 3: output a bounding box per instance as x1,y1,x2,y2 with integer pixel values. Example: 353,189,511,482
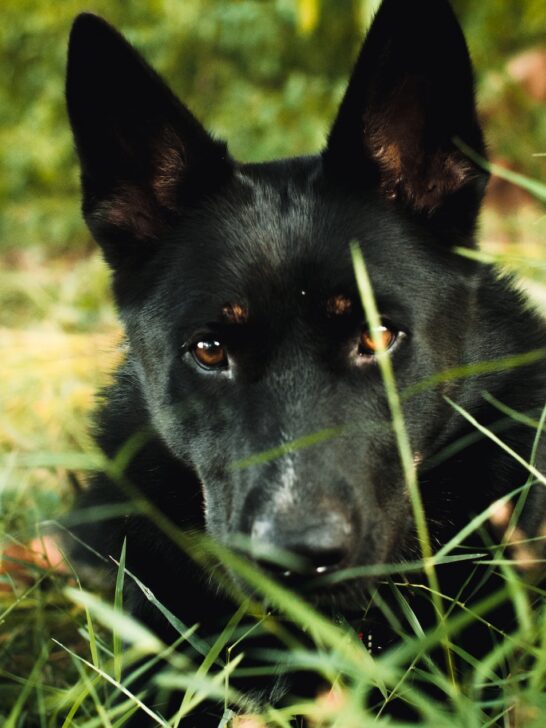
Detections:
66,0,546,723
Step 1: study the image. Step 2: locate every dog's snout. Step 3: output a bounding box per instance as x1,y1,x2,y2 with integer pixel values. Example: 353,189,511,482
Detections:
250,510,355,578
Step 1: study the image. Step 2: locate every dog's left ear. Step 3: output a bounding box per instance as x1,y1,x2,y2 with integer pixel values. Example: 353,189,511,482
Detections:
323,0,488,238
66,14,233,268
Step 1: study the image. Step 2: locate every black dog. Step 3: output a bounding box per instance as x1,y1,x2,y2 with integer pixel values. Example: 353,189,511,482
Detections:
66,0,546,722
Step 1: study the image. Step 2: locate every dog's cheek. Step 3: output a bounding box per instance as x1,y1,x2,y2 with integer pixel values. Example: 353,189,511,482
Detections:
199,475,237,543
405,392,457,457
349,452,413,565
374,489,413,562
145,384,226,461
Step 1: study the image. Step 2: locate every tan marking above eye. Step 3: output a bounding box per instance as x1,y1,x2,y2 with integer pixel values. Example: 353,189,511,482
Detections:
327,294,353,316
222,303,248,324
359,325,397,355
193,340,227,369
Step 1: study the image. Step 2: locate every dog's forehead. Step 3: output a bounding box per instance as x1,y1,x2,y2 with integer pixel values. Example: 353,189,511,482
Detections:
161,159,450,317
212,159,333,269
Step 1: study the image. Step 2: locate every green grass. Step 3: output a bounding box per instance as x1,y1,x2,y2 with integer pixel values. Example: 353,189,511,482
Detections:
2,196,546,726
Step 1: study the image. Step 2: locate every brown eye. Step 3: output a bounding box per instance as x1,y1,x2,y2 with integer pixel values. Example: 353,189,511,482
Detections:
192,339,228,370
359,325,398,356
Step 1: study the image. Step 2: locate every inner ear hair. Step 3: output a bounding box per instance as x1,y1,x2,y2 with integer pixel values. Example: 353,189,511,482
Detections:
363,80,478,213
150,126,187,212
93,125,187,241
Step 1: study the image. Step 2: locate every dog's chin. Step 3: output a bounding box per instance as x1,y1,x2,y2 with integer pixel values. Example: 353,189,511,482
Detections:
303,581,373,616
227,566,374,617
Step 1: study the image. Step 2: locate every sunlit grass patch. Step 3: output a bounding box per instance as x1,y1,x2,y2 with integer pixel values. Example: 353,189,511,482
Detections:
1,284,122,723
2,327,122,450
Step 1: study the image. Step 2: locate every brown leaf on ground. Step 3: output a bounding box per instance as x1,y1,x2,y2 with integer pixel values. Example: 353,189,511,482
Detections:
489,499,546,574
0,535,68,590
484,158,535,212
507,47,546,101
232,715,268,728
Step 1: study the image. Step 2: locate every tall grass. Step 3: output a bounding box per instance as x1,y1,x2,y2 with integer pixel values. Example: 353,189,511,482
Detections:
1,192,546,724
8,402,544,727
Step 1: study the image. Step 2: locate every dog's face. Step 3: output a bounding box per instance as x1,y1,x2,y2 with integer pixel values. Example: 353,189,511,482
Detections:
67,1,488,597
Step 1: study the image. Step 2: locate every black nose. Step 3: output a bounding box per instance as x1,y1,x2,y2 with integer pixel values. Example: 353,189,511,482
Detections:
250,511,354,578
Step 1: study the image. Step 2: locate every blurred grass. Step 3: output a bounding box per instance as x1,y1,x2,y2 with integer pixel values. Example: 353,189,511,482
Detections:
1,0,546,255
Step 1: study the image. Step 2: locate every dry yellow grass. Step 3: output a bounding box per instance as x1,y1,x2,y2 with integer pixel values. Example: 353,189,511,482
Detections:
2,327,122,452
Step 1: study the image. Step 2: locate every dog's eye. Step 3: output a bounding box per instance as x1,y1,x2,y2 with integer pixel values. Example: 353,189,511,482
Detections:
192,339,228,370
359,325,398,357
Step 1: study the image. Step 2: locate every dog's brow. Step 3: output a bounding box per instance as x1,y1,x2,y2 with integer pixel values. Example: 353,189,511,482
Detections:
221,303,249,324
326,294,353,316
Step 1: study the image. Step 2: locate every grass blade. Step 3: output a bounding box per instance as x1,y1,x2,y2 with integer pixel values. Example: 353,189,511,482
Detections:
113,539,127,682
350,242,457,685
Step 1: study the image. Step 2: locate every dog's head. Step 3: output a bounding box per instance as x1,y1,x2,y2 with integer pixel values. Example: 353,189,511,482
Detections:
67,1,488,598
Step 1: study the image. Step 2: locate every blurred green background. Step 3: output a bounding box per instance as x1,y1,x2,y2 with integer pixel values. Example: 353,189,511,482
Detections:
1,0,546,261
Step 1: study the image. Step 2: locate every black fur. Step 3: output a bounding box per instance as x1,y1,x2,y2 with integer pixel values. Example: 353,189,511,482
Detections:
66,0,546,723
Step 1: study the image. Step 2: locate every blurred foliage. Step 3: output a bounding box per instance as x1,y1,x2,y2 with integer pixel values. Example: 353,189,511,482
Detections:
0,0,545,256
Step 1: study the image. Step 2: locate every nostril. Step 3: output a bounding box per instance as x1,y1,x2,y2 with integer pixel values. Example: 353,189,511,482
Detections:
251,527,352,578
309,546,348,572
254,544,348,580
249,510,355,579
291,544,349,574
259,561,293,578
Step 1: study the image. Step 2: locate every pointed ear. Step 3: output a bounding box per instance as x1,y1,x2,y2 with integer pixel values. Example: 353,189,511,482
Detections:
66,14,233,267
323,0,488,237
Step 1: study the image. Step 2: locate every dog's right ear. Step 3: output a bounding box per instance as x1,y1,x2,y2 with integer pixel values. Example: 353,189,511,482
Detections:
67,14,233,268
322,0,488,240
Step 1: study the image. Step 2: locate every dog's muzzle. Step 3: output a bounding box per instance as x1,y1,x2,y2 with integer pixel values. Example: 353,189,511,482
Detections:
248,507,356,581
